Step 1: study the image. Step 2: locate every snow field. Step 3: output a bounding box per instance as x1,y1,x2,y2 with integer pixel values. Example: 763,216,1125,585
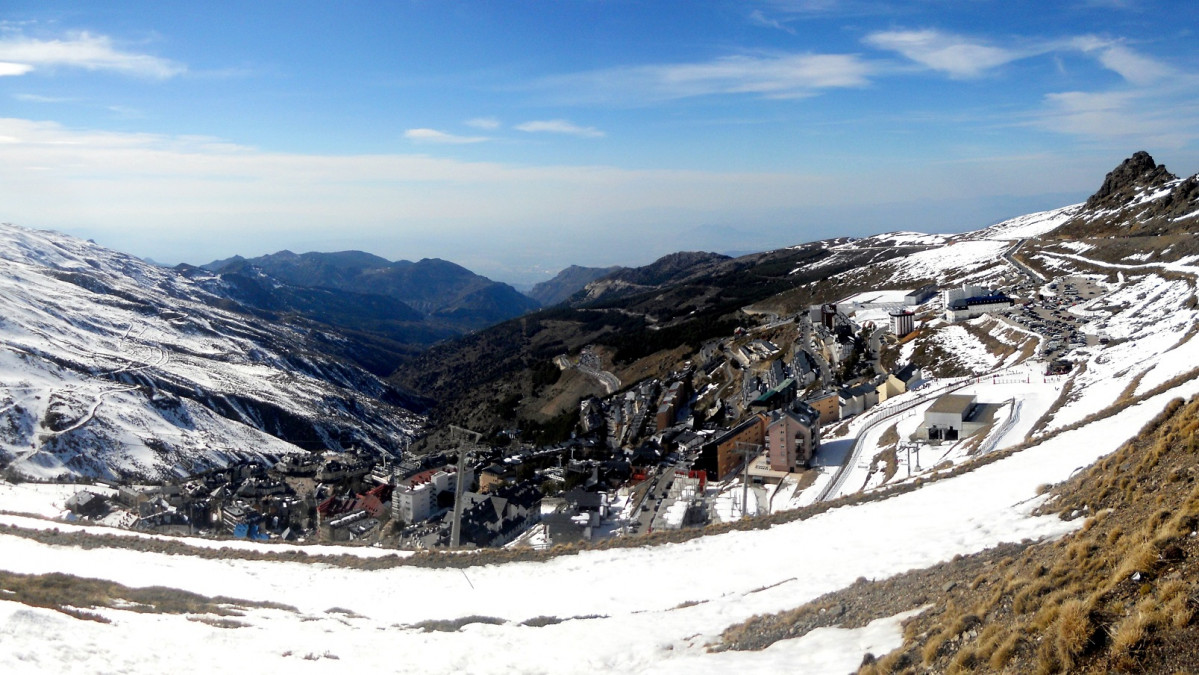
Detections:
880,239,1009,286
975,205,1081,240
3,375,1198,674
1046,274,1198,431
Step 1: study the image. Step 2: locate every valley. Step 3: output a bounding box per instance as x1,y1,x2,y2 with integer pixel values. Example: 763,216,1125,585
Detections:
1,152,1199,673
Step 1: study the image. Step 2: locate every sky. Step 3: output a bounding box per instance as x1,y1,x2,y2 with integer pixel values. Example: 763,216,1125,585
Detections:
1,1,1197,287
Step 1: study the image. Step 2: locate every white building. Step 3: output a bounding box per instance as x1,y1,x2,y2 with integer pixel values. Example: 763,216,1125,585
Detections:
946,296,1014,322
430,466,474,494
941,284,1013,322
889,309,915,337
916,394,991,441
941,284,987,307
904,284,938,307
393,482,434,524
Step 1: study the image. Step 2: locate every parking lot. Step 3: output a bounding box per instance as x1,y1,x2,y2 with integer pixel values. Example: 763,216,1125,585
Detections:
1003,276,1109,362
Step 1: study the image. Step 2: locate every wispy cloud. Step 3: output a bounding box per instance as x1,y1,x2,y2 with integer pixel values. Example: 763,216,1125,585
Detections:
106,104,144,119
0,31,184,79
403,128,490,144
1078,0,1139,8
0,117,1149,280
866,28,1175,86
537,52,874,104
747,10,795,35
465,117,501,130
515,119,604,138
1032,89,1199,147
13,92,72,102
1070,36,1171,85
762,0,897,16
864,29,1025,78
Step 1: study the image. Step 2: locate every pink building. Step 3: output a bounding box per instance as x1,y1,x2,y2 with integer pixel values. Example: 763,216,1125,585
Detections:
765,403,821,471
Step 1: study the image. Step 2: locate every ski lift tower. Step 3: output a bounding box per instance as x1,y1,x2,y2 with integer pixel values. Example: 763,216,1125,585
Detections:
448,425,485,548
733,441,763,519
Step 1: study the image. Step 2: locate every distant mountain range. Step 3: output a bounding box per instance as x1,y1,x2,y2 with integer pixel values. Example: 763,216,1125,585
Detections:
395,151,1199,439
3,151,1196,481
528,265,622,306
196,250,541,354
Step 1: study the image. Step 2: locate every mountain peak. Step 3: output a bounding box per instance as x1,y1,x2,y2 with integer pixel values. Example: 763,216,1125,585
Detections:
1084,151,1178,211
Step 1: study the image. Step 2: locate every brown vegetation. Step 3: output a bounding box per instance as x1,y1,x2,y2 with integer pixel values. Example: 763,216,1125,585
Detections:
0,569,295,623
855,395,1199,673
715,371,1199,670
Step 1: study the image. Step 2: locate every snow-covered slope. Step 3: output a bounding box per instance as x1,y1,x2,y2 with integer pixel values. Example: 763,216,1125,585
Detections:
2,153,1199,674
0,224,422,480
1,374,1195,674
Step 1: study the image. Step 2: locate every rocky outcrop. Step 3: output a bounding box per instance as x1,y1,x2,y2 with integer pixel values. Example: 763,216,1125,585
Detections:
1054,152,1199,239
1083,151,1177,211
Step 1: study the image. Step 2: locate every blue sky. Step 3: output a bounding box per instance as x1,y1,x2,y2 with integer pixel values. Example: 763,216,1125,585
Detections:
1,1,1197,286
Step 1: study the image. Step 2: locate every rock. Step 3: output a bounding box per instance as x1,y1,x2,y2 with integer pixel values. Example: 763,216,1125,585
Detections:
1085,151,1177,211
943,581,957,592
1055,151,1199,238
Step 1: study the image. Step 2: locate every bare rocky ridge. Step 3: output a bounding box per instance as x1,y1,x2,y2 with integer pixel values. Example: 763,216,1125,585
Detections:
1055,151,1199,239
1084,151,1177,211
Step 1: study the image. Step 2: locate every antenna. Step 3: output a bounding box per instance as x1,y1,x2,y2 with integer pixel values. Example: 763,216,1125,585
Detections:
447,425,485,548
733,441,763,519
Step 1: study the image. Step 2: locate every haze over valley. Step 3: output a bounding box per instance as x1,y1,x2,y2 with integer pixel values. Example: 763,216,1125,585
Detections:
3,2,1199,674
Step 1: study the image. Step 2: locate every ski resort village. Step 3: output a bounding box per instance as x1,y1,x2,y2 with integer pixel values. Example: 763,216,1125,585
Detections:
2,152,1199,672
0,216,1136,550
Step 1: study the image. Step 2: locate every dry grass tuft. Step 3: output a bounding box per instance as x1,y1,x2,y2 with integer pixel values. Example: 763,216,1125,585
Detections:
1054,598,1093,669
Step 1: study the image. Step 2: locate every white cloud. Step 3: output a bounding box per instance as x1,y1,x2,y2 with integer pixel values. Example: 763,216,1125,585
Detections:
1033,89,1197,146
0,62,34,76
867,29,1177,86
864,29,1023,78
465,117,501,130
403,128,490,144
538,52,873,103
0,31,184,79
763,0,885,15
515,119,604,138
1070,36,1171,85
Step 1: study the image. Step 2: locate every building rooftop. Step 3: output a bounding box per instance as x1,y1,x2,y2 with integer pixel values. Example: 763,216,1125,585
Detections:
948,294,1013,310
895,362,921,383
928,394,977,416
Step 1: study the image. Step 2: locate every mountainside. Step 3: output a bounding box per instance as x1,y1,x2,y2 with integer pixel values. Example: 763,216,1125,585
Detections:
573,250,731,304
398,152,1199,449
0,224,424,481
178,265,451,372
3,153,1199,674
395,240,934,437
528,264,623,307
204,250,540,333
